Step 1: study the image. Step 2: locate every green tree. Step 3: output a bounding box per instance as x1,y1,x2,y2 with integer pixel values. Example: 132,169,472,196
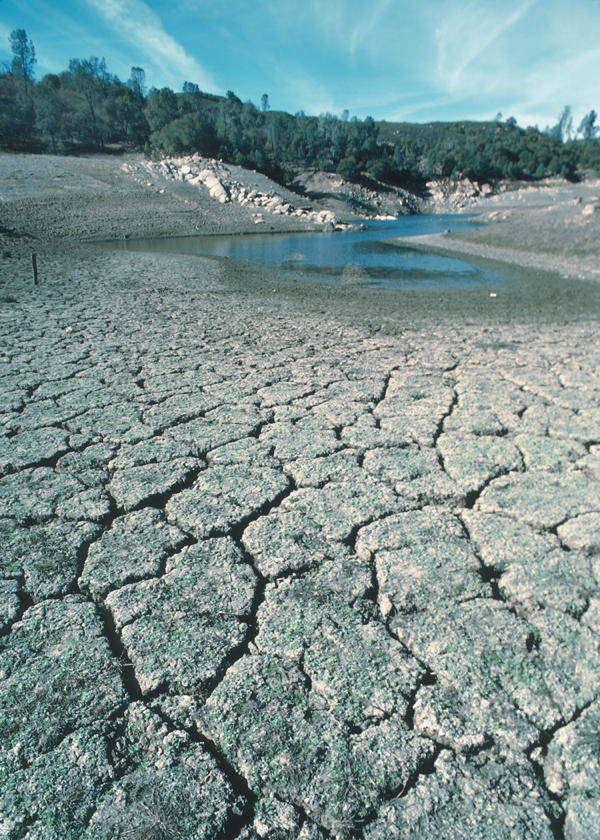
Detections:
4,29,36,144
336,155,361,181
66,57,112,146
181,81,203,114
9,29,36,87
215,91,244,157
547,106,573,141
577,110,597,140
367,158,392,180
34,74,66,151
106,82,148,146
0,73,23,145
150,112,217,156
145,87,179,132
128,66,146,97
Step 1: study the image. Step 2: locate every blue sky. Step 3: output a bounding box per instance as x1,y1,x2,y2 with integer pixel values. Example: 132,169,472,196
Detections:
1,0,599,128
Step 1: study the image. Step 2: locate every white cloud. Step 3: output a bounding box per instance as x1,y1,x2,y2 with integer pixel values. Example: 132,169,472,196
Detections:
5,0,597,128
271,65,338,115
0,22,14,55
349,0,392,58
264,0,385,60
423,0,600,126
85,0,217,90
435,0,538,92
388,96,463,122
501,45,600,128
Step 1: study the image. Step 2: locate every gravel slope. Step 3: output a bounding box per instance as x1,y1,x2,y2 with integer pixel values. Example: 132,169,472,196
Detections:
0,152,322,250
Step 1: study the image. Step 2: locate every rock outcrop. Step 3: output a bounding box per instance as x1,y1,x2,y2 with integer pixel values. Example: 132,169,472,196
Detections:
136,155,354,230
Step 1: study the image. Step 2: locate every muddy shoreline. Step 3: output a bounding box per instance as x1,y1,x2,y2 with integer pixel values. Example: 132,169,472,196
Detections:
395,175,600,284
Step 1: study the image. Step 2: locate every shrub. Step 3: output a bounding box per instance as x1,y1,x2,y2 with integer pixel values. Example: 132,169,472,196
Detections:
336,155,361,182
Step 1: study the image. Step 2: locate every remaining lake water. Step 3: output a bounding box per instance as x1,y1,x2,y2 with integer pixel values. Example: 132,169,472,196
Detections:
117,214,508,291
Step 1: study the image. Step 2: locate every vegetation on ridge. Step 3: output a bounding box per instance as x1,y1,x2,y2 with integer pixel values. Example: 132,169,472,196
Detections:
2,28,600,188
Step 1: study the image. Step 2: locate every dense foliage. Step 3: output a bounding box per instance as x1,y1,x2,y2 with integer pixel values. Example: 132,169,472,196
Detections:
2,29,599,187
378,120,581,181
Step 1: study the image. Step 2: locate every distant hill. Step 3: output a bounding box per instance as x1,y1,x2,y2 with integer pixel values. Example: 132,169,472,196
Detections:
2,29,599,188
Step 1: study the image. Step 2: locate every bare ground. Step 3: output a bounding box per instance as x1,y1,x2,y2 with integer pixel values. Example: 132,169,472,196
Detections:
397,177,600,282
0,153,599,840
0,152,322,251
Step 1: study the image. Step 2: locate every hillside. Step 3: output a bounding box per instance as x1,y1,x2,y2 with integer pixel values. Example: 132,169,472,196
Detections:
3,51,597,192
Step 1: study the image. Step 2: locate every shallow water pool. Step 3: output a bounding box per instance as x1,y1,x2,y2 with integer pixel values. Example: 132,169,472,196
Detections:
116,213,508,291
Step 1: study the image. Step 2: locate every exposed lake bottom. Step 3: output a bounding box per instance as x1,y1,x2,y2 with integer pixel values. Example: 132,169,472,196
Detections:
2,243,599,840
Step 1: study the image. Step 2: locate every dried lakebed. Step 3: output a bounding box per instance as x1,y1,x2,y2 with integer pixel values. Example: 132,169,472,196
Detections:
0,247,599,840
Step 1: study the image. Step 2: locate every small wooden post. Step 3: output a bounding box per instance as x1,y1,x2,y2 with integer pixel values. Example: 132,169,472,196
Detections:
32,253,39,286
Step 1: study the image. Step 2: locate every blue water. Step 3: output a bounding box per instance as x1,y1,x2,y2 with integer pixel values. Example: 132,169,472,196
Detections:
120,214,507,291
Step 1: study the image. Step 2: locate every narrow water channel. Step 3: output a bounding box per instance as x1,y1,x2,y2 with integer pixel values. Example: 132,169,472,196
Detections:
116,213,508,291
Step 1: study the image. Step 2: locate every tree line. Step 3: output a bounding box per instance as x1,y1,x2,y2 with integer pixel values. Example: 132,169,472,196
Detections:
2,28,600,187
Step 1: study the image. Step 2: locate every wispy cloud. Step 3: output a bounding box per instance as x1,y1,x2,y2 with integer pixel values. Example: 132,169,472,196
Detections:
0,22,13,49
501,44,600,128
435,0,537,91
349,0,392,58
283,73,338,115
284,0,349,55
3,0,599,128
390,95,464,122
85,0,217,90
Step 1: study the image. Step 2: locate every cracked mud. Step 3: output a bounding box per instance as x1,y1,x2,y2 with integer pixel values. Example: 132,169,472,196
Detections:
0,249,599,840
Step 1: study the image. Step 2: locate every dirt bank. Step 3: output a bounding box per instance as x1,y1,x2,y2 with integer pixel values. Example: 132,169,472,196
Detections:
0,152,323,256
395,176,600,283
